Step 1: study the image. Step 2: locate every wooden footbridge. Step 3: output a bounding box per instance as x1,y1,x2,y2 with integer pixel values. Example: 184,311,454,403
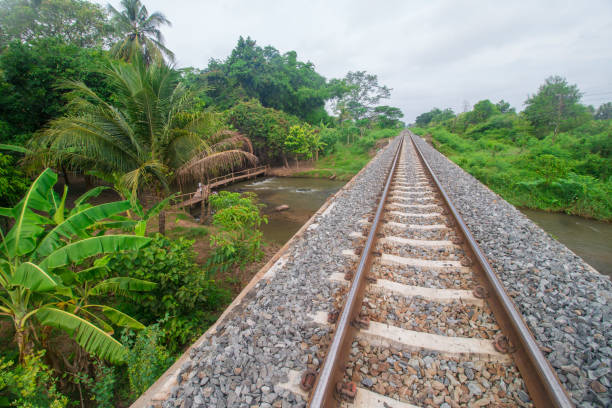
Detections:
173,165,268,209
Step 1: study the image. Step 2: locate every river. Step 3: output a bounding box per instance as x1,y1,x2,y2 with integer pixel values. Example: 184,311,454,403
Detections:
520,209,612,277
226,177,346,244
222,177,612,278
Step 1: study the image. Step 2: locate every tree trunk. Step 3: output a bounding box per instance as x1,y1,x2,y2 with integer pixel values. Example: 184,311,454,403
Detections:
295,156,299,169
283,154,289,168
15,326,31,364
315,150,319,161
158,210,166,235
62,166,70,188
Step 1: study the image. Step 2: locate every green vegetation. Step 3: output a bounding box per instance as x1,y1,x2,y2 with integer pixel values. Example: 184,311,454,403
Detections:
208,191,268,272
0,0,406,405
297,128,401,179
413,76,611,220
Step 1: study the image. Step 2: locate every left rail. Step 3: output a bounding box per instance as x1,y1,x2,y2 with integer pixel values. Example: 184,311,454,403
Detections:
308,136,404,407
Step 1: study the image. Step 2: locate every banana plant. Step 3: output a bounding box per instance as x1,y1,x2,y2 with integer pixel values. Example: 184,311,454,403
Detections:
0,169,153,364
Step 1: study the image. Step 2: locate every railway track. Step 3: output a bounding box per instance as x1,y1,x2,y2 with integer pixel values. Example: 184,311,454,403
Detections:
302,133,573,407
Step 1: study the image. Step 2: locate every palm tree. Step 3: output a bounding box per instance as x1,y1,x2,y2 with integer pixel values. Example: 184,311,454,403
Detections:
33,58,257,234
108,0,174,64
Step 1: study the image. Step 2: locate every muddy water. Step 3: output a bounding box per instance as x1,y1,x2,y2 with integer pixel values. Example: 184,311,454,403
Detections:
218,177,612,278
521,209,612,277
225,177,346,245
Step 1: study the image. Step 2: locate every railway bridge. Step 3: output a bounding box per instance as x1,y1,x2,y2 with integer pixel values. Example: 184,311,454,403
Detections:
135,132,611,408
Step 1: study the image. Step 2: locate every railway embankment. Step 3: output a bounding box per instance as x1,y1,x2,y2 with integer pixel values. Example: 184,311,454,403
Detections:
138,133,610,408
413,134,611,407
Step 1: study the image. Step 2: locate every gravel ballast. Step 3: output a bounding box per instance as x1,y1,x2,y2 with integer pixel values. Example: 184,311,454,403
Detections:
412,133,612,407
158,138,402,408
153,133,610,408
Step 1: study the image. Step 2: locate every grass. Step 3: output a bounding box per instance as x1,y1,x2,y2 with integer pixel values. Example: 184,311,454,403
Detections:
296,128,401,179
167,225,209,240
413,120,612,221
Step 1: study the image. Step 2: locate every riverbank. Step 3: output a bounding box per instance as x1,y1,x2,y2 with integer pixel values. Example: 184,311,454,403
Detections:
267,137,392,181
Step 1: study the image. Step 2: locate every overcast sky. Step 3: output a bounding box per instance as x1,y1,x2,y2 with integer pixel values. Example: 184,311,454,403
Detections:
97,0,612,122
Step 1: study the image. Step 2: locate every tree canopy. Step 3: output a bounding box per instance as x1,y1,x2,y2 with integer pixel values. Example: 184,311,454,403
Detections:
332,70,391,121
524,75,590,137
193,36,342,123
0,0,116,49
0,38,111,143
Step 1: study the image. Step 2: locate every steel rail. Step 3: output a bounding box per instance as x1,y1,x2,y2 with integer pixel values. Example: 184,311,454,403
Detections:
309,135,404,407
409,132,573,408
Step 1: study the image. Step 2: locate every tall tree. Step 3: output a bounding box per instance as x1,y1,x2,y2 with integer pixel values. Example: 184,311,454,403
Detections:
495,99,515,114
108,0,174,64
332,71,391,121
469,99,499,123
0,38,111,143
0,0,116,49
524,76,590,139
594,102,612,120
373,105,404,128
33,58,256,234
199,36,337,123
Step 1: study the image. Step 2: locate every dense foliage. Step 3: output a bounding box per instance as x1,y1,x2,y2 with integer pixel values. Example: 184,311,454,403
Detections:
192,36,342,123
0,38,111,143
225,99,300,164
0,0,405,405
413,76,611,220
0,0,115,48
107,234,230,352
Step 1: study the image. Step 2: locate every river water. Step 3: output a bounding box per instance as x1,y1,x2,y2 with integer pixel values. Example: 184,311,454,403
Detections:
520,209,612,277
222,177,612,278
226,177,346,244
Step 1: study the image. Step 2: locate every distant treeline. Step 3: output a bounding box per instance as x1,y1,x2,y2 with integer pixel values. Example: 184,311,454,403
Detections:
412,76,611,220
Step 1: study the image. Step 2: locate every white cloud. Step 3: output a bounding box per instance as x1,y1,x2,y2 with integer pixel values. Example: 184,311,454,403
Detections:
97,0,612,121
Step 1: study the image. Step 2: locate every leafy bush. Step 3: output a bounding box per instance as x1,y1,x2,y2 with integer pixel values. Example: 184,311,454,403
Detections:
208,191,267,272
89,362,116,408
0,153,28,208
0,351,68,408
107,234,230,351
121,325,172,398
225,99,301,163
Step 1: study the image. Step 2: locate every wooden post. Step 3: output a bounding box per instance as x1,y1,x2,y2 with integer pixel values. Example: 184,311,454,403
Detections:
199,184,207,224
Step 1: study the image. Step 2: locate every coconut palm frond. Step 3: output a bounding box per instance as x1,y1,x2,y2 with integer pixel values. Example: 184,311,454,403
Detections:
209,131,254,154
176,150,258,185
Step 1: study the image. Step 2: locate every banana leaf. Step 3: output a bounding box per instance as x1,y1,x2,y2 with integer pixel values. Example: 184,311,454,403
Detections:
89,277,156,297
39,235,150,271
85,304,146,329
36,307,126,364
34,201,133,259
3,169,57,258
49,186,68,225
10,262,58,292
72,186,109,211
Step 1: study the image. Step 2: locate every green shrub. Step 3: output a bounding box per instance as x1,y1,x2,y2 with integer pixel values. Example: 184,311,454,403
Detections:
0,351,68,408
121,325,173,398
0,153,28,208
107,234,230,351
208,191,267,272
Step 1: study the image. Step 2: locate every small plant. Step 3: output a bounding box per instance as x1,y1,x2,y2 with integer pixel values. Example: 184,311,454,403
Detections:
0,351,69,408
208,191,267,272
121,324,172,397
